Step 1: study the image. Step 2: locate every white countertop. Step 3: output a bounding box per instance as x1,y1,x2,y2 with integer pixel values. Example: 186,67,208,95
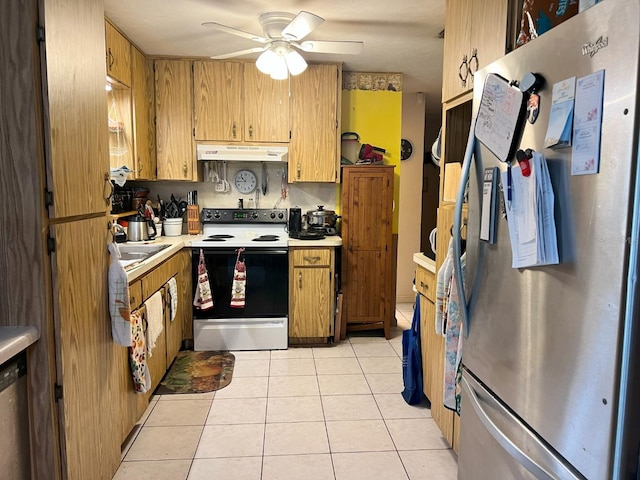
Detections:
0,326,39,365
413,252,436,273
122,234,343,282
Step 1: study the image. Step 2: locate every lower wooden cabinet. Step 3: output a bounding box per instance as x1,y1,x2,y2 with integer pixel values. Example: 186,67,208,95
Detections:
289,247,335,344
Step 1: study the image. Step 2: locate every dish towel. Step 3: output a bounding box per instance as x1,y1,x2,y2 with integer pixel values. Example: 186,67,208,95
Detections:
144,291,163,356
443,252,466,414
193,249,214,311
167,277,178,322
435,237,455,335
230,248,246,308
108,243,131,346
129,309,151,394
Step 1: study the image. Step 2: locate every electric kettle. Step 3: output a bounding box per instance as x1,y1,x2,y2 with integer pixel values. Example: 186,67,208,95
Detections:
288,207,302,238
127,215,156,242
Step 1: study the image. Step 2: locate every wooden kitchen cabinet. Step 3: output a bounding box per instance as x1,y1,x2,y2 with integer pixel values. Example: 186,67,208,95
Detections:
193,60,289,143
105,19,131,86
289,247,336,344
341,165,394,339
131,45,156,180
155,59,196,180
289,64,341,183
442,0,509,102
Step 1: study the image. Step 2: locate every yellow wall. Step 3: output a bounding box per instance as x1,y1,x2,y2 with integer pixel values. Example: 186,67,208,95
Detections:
341,89,403,232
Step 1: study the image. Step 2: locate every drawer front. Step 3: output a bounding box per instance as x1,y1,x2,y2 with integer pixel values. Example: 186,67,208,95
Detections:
141,255,180,301
291,248,331,267
129,280,142,310
415,266,436,302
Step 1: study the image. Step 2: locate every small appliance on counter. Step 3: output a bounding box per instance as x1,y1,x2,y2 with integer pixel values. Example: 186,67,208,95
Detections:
127,214,156,242
288,207,303,238
304,206,340,237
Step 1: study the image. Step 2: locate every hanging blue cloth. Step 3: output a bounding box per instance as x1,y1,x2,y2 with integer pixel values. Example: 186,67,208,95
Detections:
401,294,424,405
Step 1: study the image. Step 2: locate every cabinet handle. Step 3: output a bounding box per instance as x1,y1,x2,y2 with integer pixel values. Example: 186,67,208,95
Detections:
298,272,302,288
130,296,136,307
420,281,428,290
183,161,188,178
137,158,143,176
232,122,237,139
458,54,469,87
468,49,479,76
104,172,114,206
107,48,114,71
304,256,321,263
297,163,301,179
248,124,254,140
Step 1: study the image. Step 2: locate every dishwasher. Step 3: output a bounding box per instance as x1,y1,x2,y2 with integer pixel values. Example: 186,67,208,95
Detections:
0,350,31,479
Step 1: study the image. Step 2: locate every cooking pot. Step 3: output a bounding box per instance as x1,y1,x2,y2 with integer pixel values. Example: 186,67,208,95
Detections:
305,206,340,228
127,215,156,242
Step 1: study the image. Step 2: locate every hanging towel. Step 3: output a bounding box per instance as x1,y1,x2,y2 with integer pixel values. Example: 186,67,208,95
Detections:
401,294,424,405
444,252,466,413
167,277,178,322
129,309,151,393
435,237,455,335
230,248,246,308
108,243,131,346
193,249,214,311
144,291,163,356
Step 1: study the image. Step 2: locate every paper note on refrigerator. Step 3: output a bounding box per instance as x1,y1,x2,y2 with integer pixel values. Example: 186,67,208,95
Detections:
571,70,605,175
544,77,576,149
501,152,559,268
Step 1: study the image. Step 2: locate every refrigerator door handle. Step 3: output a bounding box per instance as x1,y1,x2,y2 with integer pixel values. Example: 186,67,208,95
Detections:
462,375,583,480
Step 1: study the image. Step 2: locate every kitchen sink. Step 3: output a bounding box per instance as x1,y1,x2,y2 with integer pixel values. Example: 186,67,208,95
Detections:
117,243,171,268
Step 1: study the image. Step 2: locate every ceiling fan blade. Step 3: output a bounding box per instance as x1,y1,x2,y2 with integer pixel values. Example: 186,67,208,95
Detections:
281,11,324,41
202,22,268,43
211,46,267,60
296,40,364,54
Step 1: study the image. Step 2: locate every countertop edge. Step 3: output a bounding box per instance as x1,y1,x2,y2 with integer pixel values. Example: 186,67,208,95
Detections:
0,326,40,365
413,253,436,273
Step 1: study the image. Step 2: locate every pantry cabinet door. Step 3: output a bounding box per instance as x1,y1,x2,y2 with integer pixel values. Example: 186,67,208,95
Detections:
131,45,156,180
243,63,290,143
290,266,332,338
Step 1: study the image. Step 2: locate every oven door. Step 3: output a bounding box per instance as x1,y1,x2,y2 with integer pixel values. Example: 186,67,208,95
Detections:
192,247,288,319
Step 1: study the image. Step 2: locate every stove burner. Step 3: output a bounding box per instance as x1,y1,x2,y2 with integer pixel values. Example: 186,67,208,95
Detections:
203,237,226,242
253,235,280,242
208,234,234,239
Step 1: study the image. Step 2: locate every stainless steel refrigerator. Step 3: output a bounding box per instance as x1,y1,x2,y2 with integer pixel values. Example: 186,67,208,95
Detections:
454,1,640,478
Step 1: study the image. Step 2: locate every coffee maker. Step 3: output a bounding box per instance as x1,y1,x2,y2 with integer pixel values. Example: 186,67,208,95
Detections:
288,207,302,238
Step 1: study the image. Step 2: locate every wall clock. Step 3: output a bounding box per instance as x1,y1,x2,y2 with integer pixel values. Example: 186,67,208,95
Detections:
233,169,257,194
401,139,413,161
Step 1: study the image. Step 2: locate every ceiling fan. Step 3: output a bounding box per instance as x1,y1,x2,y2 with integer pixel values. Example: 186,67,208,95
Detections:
202,11,364,79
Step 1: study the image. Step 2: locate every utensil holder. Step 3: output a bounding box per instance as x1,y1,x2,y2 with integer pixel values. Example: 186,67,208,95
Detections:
187,205,200,235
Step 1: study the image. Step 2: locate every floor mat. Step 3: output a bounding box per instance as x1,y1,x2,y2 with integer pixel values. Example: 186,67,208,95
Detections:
156,350,235,394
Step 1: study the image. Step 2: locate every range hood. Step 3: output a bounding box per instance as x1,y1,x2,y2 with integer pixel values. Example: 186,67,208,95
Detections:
196,144,288,162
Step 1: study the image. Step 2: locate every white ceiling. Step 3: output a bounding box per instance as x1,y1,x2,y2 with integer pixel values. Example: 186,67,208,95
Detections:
104,0,446,100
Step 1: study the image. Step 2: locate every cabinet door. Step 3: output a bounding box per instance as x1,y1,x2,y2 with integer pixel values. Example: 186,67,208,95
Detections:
442,0,472,102
468,0,508,90
105,20,131,86
290,64,340,182
131,45,156,180
155,59,195,180
290,266,331,338
243,63,289,142
193,61,243,142
51,216,120,479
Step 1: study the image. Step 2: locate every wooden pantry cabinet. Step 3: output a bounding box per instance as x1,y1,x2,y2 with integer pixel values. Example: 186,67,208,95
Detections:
105,19,131,86
289,64,341,183
155,59,196,180
130,45,156,180
442,0,509,102
340,165,394,339
289,247,336,344
193,60,290,143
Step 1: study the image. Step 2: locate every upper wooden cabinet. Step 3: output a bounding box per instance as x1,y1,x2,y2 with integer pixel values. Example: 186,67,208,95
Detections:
193,60,289,143
442,0,509,102
289,64,341,183
105,20,131,86
155,59,196,181
131,45,156,180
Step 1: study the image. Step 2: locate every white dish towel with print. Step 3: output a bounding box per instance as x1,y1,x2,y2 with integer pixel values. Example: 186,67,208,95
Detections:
144,291,163,356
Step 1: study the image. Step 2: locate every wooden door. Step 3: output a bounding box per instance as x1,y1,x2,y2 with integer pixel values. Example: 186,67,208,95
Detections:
468,0,508,91
341,166,394,329
44,0,110,219
193,61,243,142
243,63,289,142
290,266,331,338
290,64,340,182
51,216,120,480
155,59,195,180
442,0,472,102
131,45,156,180
105,20,131,86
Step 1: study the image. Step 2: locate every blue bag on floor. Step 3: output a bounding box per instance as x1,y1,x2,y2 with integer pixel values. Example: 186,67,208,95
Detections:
401,294,424,405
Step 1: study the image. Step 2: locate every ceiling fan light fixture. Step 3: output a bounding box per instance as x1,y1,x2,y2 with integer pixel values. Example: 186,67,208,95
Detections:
269,55,289,80
256,48,278,74
285,49,307,75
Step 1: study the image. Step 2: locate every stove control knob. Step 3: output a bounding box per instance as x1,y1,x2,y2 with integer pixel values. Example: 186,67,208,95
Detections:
277,212,284,219
213,211,220,219
270,212,276,219
251,212,259,219
203,211,212,220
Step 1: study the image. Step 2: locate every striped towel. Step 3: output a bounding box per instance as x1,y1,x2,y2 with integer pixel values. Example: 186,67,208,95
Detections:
167,277,178,322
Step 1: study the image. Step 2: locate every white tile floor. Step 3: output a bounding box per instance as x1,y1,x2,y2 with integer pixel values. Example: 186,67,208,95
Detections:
113,303,458,480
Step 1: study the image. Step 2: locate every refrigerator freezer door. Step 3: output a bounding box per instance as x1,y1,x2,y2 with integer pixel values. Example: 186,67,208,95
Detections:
460,0,640,479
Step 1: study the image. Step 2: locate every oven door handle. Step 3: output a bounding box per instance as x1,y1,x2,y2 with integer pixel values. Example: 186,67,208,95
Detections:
192,248,288,256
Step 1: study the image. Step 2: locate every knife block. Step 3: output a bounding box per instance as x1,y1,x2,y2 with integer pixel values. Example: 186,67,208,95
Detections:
187,205,200,235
